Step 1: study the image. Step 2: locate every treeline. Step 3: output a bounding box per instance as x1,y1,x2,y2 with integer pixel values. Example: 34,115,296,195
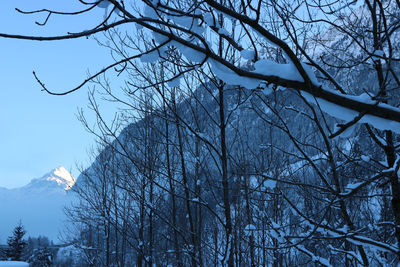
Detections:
0,222,66,266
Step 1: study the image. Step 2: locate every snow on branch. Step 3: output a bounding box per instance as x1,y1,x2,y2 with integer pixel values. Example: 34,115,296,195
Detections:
1,0,400,134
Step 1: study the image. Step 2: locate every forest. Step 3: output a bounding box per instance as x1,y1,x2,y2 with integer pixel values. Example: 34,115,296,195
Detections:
1,0,400,266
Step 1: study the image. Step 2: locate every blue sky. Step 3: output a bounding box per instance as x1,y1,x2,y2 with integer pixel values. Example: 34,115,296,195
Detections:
0,1,116,188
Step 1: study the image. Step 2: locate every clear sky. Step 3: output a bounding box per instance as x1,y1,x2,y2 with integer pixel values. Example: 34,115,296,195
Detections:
0,1,116,188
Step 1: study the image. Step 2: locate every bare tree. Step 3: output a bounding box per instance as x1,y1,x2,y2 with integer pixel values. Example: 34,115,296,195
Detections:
5,0,400,266
1,0,399,128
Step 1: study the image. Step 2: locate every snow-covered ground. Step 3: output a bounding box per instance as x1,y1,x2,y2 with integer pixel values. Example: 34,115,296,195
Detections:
0,262,29,267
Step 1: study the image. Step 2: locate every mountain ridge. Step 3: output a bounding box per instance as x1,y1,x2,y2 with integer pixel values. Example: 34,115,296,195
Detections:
0,167,75,244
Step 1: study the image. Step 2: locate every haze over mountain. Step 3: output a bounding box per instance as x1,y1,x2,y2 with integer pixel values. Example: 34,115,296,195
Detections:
0,167,75,244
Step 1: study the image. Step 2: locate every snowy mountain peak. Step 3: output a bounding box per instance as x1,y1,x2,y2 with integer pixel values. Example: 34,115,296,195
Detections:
44,166,76,190
0,167,77,244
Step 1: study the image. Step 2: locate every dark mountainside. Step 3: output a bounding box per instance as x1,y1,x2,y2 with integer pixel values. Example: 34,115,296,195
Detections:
71,80,395,266
65,3,400,267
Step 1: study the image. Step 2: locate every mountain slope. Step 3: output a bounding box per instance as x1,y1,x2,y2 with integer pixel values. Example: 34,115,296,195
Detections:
0,167,75,244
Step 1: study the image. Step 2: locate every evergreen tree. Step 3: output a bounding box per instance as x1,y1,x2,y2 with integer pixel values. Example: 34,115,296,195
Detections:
28,248,53,267
6,222,27,261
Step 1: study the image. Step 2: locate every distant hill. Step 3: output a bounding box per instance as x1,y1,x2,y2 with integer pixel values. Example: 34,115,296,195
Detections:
0,167,75,244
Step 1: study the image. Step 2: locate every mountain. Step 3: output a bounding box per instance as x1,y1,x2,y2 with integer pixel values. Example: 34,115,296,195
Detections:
0,167,76,244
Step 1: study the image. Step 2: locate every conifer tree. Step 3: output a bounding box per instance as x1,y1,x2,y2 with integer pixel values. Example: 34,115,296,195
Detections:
6,222,27,261
28,248,52,267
